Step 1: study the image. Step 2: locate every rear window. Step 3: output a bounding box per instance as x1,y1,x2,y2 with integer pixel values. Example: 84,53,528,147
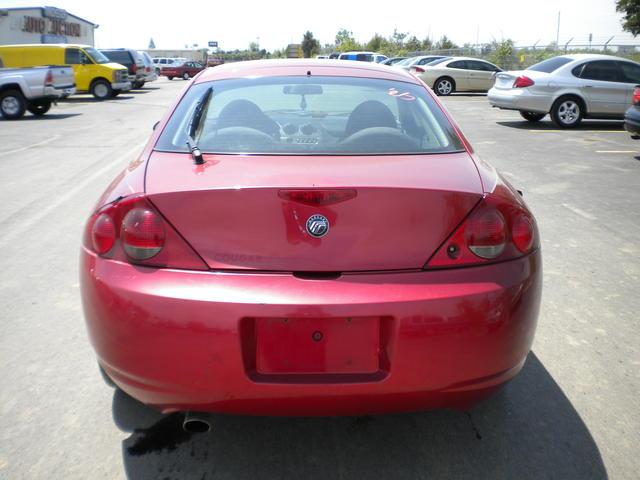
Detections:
427,57,452,66
155,76,464,155
528,56,573,73
102,50,131,65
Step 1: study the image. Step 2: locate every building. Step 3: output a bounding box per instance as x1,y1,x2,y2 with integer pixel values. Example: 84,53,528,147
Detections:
140,49,208,63
0,6,97,46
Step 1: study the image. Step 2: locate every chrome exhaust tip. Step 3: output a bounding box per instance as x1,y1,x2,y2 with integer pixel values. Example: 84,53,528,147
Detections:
182,411,211,433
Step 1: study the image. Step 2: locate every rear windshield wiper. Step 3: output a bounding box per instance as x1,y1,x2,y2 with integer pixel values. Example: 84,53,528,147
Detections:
186,87,213,165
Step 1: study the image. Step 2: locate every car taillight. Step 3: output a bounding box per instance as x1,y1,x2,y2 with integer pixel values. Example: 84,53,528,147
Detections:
44,69,53,87
91,213,115,254
121,208,165,260
278,189,357,206
132,64,137,74
633,86,640,105
513,76,535,88
83,194,207,270
426,183,538,268
411,66,425,73
146,66,151,73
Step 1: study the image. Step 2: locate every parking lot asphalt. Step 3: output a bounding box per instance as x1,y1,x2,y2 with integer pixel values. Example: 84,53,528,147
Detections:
0,79,638,479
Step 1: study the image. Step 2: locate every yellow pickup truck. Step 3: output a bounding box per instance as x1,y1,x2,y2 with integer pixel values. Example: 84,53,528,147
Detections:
0,44,131,100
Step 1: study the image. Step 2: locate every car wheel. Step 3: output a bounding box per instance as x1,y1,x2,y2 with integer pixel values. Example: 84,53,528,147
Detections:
182,72,190,80
551,97,583,128
99,364,117,388
519,111,546,122
27,99,52,116
111,89,121,98
91,79,113,100
0,89,27,119
167,76,174,81
138,81,145,89
434,77,454,96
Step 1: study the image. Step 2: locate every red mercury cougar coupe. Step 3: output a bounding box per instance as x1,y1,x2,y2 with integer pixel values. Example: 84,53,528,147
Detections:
81,60,541,425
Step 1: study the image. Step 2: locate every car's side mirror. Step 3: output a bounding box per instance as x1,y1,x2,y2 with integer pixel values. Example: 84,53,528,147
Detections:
153,121,160,131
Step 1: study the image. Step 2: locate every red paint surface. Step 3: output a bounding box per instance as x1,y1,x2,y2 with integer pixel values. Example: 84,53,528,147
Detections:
80,60,542,415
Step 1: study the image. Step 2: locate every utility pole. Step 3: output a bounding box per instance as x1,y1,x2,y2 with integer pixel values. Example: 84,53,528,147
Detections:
556,11,560,52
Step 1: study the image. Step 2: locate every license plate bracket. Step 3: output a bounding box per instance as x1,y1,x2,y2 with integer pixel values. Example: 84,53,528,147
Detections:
256,317,380,375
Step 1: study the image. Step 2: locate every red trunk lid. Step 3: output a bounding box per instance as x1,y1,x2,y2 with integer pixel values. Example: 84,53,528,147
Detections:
145,152,483,271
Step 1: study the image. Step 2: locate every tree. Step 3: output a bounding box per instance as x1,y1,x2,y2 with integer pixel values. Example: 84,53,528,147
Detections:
391,28,408,49
301,31,320,58
335,28,360,53
435,35,458,51
421,37,433,51
616,0,640,36
489,39,515,69
366,33,385,52
249,41,259,52
405,35,421,52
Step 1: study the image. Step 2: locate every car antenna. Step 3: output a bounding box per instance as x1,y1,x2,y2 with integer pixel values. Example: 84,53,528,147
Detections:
186,87,213,165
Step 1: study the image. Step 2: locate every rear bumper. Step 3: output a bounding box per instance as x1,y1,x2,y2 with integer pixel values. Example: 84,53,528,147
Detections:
624,106,640,136
487,88,550,113
43,85,76,98
81,249,542,415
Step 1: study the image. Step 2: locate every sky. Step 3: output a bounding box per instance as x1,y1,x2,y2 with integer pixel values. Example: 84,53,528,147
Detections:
3,0,637,51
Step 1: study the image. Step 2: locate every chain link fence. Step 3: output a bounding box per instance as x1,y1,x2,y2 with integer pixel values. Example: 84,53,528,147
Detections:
408,44,639,70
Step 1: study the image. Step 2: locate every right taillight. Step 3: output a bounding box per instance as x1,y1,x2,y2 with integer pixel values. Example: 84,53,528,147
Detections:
633,86,640,105
44,69,53,87
83,194,207,270
426,184,538,269
411,66,426,73
513,76,535,88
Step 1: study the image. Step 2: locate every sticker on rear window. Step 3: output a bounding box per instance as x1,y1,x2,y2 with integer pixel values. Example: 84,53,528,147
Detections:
388,88,415,101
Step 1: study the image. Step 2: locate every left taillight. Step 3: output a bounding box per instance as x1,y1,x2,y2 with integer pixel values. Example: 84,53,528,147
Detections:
426,183,538,268
513,76,534,88
44,69,53,87
411,66,425,73
633,86,640,105
83,194,207,270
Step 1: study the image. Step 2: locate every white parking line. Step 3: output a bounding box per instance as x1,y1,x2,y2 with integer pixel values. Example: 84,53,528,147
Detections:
0,141,146,247
595,150,637,154
561,203,597,221
0,135,61,158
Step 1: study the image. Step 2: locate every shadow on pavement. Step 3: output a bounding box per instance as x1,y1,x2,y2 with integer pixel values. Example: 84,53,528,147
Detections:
0,113,82,121
113,352,607,480
497,120,624,131
61,96,134,103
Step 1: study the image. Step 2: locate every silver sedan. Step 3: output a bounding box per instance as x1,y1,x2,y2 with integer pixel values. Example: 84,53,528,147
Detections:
488,54,640,127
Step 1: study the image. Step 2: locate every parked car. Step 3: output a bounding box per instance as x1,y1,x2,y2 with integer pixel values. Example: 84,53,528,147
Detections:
338,51,388,63
381,56,408,66
100,49,146,89
0,65,75,119
0,44,130,100
396,55,447,71
624,85,640,138
81,59,541,422
152,57,187,75
137,51,158,85
162,60,205,80
488,54,640,127
415,57,502,95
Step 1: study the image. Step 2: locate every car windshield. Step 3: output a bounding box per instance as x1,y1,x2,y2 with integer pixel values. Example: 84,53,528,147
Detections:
155,76,464,155
85,47,110,64
528,56,573,73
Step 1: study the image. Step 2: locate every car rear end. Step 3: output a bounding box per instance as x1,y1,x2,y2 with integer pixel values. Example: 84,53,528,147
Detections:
488,70,558,113
43,65,76,98
81,63,541,416
624,85,640,138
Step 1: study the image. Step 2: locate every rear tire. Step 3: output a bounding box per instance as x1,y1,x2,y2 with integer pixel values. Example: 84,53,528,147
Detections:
0,89,27,119
91,79,112,100
182,72,190,80
167,76,174,81
520,111,545,122
551,96,583,128
27,99,52,116
434,77,454,96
